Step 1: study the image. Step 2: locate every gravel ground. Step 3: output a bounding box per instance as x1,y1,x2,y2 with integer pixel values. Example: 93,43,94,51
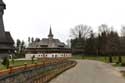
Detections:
49,60,125,83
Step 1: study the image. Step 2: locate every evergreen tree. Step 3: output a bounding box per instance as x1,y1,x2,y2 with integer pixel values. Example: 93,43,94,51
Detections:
16,39,21,53
118,56,122,63
15,39,26,58
2,57,9,69
109,56,112,63
85,31,96,55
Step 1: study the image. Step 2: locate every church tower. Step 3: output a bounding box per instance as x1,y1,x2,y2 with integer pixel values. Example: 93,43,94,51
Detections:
0,0,6,41
48,26,53,40
0,0,14,57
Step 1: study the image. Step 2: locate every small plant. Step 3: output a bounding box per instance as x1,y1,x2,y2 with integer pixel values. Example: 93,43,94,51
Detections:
121,63,125,66
109,56,112,63
31,55,35,64
118,56,122,63
2,57,9,69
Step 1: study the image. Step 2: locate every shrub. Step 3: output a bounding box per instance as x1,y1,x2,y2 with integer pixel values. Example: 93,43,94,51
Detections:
2,57,9,69
121,63,125,66
109,56,112,63
31,55,35,64
118,56,122,63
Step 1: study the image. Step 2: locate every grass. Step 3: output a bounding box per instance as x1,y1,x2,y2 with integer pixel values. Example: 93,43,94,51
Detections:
1,55,125,70
10,60,34,66
72,55,125,64
0,59,40,70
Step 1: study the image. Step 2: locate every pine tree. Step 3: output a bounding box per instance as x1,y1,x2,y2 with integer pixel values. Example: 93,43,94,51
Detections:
2,57,9,69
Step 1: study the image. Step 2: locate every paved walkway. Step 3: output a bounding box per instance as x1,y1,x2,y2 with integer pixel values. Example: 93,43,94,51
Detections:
49,60,125,83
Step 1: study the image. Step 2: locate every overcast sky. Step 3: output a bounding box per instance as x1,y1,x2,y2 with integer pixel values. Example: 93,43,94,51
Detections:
3,0,125,43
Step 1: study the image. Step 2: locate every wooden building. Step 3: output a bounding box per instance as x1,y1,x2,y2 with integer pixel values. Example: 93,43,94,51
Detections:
25,27,72,59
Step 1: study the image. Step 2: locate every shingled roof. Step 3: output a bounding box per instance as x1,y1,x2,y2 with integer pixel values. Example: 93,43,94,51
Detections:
28,28,68,48
28,38,67,48
0,32,13,42
0,32,14,50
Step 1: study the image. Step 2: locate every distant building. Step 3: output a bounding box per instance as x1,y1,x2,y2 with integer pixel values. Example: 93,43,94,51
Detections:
25,27,72,59
0,0,15,58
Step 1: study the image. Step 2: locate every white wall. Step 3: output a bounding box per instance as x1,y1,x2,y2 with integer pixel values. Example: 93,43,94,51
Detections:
25,53,72,60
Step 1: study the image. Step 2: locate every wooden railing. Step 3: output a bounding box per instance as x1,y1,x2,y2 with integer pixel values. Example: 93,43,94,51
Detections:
0,58,76,83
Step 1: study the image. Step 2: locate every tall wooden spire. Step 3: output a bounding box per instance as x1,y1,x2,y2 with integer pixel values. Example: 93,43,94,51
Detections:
0,0,6,41
48,26,53,39
0,0,14,57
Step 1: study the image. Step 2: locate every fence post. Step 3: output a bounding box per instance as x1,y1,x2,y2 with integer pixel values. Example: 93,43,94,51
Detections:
9,65,13,74
24,62,27,70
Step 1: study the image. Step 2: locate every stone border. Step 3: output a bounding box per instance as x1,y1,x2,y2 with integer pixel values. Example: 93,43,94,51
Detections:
33,60,77,83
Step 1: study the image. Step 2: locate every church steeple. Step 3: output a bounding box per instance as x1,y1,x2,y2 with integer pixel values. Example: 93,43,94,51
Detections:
0,0,15,58
48,26,53,39
0,0,6,39
0,0,6,9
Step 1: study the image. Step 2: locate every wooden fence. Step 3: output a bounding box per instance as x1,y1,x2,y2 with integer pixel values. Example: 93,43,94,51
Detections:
0,58,76,83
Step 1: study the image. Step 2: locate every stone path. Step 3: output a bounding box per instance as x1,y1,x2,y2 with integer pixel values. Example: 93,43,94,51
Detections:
49,60,125,83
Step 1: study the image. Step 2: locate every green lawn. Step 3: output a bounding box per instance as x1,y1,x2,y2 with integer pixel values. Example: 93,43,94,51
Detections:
1,55,125,70
72,55,125,63
0,59,40,70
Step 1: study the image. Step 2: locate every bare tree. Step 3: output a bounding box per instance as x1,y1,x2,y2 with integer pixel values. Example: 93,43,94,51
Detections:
98,24,110,34
97,24,110,56
121,26,125,37
70,24,92,39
